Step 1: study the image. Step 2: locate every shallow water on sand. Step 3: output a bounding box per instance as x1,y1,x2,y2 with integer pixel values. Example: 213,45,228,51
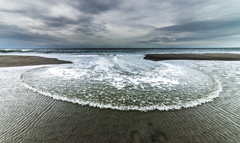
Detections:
1,56,240,142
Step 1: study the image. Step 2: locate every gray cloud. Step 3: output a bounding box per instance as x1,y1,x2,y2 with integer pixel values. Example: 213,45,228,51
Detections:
0,9,26,13
8,1,110,37
43,15,93,27
16,5,94,28
70,0,122,14
0,24,61,43
75,24,107,36
157,19,240,33
138,37,173,44
138,19,240,44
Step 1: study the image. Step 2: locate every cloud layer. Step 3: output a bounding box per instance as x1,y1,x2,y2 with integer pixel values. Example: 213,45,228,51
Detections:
0,0,239,48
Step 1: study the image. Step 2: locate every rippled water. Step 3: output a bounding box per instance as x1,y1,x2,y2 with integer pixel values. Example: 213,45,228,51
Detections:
20,55,221,111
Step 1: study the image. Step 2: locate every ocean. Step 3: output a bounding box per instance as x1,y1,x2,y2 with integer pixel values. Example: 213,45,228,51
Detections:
1,47,240,55
1,48,240,142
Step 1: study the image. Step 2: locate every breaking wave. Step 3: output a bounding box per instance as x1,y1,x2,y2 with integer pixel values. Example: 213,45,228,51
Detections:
0,49,33,53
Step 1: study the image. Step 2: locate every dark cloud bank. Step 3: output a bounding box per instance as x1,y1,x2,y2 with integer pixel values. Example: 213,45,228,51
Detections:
0,0,239,48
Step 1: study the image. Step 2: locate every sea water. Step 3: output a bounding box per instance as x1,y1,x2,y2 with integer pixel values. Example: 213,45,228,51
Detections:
20,55,221,111
0,48,231,111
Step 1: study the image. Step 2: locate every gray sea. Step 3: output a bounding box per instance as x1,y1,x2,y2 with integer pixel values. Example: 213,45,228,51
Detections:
1,48,240,142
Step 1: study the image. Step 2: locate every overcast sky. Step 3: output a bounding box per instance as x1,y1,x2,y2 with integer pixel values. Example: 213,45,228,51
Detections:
0,0,239,48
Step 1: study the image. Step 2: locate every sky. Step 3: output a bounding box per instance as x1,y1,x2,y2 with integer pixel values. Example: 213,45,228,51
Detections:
0,0,240,48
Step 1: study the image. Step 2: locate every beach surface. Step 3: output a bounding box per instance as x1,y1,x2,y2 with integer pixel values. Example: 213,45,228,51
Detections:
144,53,240,61
1,54,240,142
0,55,72,67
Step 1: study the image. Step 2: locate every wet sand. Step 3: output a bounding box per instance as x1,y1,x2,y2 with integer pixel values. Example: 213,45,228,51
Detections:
144,53,240,61
0,55,72,67
1,55,240,142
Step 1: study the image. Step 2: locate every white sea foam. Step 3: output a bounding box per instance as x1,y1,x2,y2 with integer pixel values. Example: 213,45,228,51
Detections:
20,55,222,111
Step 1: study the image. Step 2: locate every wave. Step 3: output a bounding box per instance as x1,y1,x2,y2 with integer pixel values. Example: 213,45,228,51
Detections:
0,49,33,53
2,48,240,55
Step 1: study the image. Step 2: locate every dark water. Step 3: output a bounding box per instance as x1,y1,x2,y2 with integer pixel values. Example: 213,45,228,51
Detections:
1,47,240,55
1,48,240,142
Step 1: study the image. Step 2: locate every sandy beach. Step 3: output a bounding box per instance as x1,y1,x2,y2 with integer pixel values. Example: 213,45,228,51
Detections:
0,55,72,67
1,54,240,142
144,53,240,61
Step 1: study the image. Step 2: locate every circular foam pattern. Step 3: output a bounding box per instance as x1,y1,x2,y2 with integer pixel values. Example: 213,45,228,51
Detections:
20,60,221,111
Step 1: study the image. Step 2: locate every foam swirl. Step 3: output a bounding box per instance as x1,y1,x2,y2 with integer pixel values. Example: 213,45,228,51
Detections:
20,56,221,111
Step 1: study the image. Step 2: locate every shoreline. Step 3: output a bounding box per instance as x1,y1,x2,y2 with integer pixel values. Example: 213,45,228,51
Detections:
1,53,240,68
144,53,240,61
0,55,72,67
